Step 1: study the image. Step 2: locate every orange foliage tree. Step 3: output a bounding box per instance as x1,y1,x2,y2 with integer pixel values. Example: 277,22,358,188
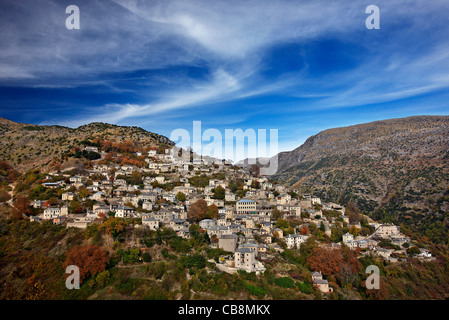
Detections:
188,199,208,222
100,217,126,238
300,226,310,235
11,195,32,219
187,199,219,222
63,244,109,283
364,277,390,300
306,246,343,276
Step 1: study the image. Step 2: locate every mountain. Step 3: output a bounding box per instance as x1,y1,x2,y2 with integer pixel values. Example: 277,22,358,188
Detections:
0,118,174,172
268,115,449,241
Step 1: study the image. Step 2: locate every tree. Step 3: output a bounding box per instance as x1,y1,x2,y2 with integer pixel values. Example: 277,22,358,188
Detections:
319,221,326,232
300,226,310,235
78,186,91,199
142,252,152,262
407,246,421,256
276,219,289,229
100,217,126,238
207,204,219,220
64,244,109,283
213,186,225,200
122,247,141,263
176,192,186,202
129,171,143,185
298,237,318,264
0,190,11,203
251,180,261,189
178,254,206,269
93,270,110,289
11,195,32,219
188,199,208,222
337,246,361,286
307,247,343,276
349,225,359,236
271,208,283,220
364,277,390,300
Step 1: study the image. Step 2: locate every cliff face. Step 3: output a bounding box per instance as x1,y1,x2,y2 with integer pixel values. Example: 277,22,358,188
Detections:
271,115,449,216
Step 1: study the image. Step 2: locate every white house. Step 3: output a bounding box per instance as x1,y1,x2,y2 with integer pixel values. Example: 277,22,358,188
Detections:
311,271,333,293
276,193,291,205
43,206,68,219
115,206,135,218
236,199,257,214
69,176,83,183
62,192,75,201
234,248,265,274
91,191,105,201
285,234,309,249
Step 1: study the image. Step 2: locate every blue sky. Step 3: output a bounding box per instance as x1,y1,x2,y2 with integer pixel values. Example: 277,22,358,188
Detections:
1,0,449,161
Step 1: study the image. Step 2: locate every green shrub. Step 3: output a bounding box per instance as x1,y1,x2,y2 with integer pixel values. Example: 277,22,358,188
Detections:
245,283,266,298
274,277,295,289
142,252,152,262
122,247,141,263
178,254,206,270
296,281,312,294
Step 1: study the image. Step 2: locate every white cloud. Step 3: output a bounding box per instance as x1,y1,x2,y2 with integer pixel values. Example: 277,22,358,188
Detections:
2,0,449,133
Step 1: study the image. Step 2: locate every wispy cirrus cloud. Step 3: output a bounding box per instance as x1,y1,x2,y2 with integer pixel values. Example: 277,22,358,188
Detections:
1,0,449,154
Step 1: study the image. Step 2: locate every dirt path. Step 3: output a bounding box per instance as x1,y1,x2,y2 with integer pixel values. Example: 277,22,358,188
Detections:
6,183,14,206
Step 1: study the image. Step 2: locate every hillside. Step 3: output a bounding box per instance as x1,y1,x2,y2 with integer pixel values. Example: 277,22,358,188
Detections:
271,115,449,243
0,118,174,173
1,116,449,301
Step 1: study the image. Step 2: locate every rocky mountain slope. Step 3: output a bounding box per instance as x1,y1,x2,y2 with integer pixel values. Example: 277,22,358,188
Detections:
270,116,449,240
0,117,174,172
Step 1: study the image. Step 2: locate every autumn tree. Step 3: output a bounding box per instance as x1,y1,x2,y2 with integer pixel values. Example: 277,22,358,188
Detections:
300,226,310,235
11,195,32,219
64,244,109,283
349,225,359,236
0,160,19,184
307,246,343,276
188,199,218,222
364,277,390,300
207,204,219,220
188,199,208,222
100,217,126,238
336,246,361,286
0,190,11,203
271,208,283,220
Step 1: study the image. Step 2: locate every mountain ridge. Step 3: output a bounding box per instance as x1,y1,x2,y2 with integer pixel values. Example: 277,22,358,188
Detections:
0,117,174,172
263,115,449,242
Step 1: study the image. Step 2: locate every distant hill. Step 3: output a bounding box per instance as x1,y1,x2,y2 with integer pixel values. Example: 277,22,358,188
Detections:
0,117,174,172
268,115,449,242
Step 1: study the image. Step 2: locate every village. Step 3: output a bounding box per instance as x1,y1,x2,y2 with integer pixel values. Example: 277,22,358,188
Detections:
27,145,433,294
